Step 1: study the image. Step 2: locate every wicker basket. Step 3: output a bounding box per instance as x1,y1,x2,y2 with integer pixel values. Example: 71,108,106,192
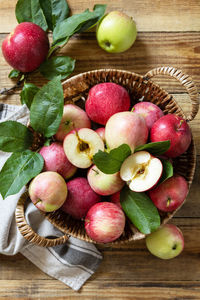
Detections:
15,66,199,247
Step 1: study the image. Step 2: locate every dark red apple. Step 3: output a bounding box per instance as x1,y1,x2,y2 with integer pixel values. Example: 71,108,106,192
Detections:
149,175,188,212
2,22,49,72
61,177,101,219
85,82,130,125
150,114,192,157
85,202,125,243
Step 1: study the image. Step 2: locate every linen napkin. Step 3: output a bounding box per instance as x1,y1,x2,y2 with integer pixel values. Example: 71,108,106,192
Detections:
0,103,102,291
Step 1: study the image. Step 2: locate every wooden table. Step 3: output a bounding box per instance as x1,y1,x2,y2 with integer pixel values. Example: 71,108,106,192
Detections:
0,0,200,299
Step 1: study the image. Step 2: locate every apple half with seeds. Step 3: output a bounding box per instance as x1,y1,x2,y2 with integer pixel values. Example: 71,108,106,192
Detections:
63,128,104,168
120,151,163,192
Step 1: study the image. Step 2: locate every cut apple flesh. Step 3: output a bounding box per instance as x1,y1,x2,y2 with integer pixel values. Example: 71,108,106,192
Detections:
63,128,104,169
120,151,162,192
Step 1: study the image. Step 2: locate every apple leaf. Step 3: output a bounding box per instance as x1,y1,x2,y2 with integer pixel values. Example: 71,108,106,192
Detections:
20,83,40,109
120,186,160,234
159,158,173,184
0,121,33,152
30,76,64,138
8,69,21,79
52,4,106,48
0,150,44,199
39,0,70,31
39,56,75,80
134,141,170,156
93,144,131,174
16,0,48,31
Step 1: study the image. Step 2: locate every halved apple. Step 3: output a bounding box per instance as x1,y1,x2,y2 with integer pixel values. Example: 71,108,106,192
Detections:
63,128,104,168
120,151,163,192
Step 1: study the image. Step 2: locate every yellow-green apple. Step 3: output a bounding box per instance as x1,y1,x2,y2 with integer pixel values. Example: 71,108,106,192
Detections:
120,151,163,192
150,114,192,157
146,224,184,259
105,111,148,152
85,202,126,243
39,142,77,179
2,22,49,72
85,83,130,125
61,177,101,219
55,104,91,141
63,128,104,168
87,165,125,196
110,191,122,209
29,171,67,212
132,102,164,130
95,127,105,143
149,175,188,212
96,11,137,53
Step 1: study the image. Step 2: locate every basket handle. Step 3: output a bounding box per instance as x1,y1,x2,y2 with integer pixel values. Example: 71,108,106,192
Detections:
15,191,69,247
144,66,199,121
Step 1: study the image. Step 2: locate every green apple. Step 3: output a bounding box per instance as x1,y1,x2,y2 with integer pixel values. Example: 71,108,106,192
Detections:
145,224,184,259
96,11,137,53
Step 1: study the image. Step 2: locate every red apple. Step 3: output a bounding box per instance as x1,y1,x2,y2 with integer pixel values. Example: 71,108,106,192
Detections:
29,171,67,212
55,104,91,142
85,202,125,243
61,177,101,219
105,111,148,152
110,191,122,209
85,82,130,125
132,102,164,130
39,142,77,179
2,22,49,72
87,165,125,196
150,114,192,157
149,175,188,212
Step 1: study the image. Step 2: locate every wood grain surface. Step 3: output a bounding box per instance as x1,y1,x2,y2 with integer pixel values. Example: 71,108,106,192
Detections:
0,0,200,299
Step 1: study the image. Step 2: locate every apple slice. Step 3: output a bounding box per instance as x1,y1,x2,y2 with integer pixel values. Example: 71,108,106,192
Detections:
120,151,163,192
63,128,104,168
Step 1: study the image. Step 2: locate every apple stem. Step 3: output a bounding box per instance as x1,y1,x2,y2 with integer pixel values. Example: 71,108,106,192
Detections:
177,119,184,129
92,168,99,175
166,198,171,207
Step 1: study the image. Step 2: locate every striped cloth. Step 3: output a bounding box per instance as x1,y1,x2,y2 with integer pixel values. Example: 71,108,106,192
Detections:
0,104,102,291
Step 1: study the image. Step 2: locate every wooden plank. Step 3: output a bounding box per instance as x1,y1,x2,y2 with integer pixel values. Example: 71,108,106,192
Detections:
0,0,200,33
0,32,200,93
0,280,200,299
0,219,200,298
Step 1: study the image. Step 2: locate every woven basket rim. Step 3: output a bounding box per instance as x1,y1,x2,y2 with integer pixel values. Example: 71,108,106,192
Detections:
15,66,198,247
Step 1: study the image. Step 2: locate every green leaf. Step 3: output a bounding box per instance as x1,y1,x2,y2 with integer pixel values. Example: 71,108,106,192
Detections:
39,0,70,31
93,144,131,174
15,0,48,31
8,69,21,79
135,141,170,156
0,121,33,152
30,77,64,137
20,83,40,109
159,158,173,184
44,138,52,146
39,56,75,80
52,4,106,48
120,186,160,234
0,150,44,199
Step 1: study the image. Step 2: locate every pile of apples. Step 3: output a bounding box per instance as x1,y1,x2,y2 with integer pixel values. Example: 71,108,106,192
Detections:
28,81,191,256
